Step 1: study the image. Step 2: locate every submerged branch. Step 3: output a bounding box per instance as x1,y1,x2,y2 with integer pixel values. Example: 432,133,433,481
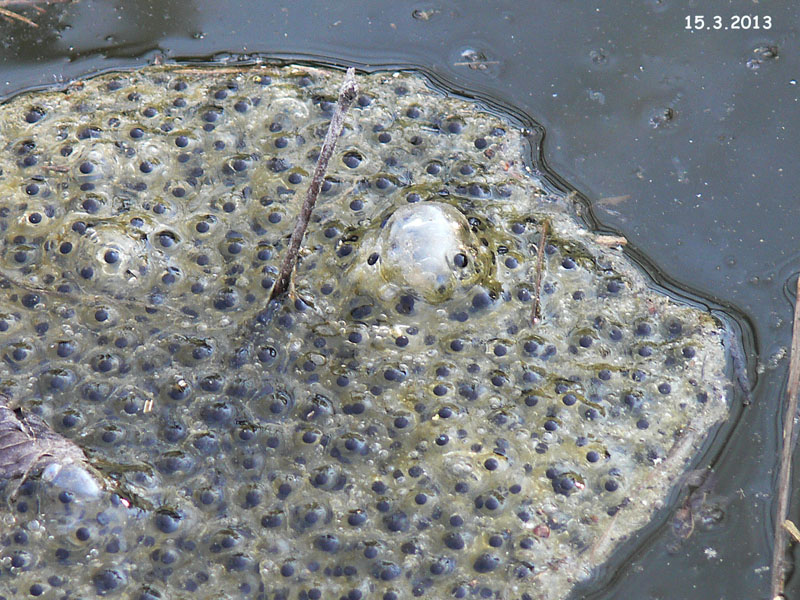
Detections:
0,5,37,25
0,0,72,26
270,67,358,301
770,275,800,598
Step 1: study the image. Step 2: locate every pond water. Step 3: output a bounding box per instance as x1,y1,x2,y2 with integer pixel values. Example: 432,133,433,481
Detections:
0,1,798,599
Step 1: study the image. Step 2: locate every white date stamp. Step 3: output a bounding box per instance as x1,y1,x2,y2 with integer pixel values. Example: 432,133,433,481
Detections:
685,15,772,30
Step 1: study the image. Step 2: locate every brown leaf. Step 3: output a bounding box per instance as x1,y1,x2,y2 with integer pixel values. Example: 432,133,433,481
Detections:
0,394,89,494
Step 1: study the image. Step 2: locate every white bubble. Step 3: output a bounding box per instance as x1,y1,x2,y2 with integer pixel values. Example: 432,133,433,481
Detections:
376,202,486,302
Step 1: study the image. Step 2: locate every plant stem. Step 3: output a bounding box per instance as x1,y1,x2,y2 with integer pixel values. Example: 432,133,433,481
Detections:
770,275,800,598
269,67,358,301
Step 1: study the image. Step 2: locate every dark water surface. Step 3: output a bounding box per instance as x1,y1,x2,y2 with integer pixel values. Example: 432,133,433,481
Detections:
1,1,798,598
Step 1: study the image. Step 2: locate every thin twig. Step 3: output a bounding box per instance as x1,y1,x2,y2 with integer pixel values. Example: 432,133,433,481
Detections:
531,220,548,325
0,6,37,25
452,61,501,67
0,0,72,26
770,275,800,598
589,424,701,561
269,67,358,301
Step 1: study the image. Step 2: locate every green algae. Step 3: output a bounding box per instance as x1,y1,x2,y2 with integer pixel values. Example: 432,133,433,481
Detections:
0,64,729,600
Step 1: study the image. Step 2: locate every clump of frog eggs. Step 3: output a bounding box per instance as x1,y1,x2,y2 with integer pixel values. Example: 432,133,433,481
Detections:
0,65,728,600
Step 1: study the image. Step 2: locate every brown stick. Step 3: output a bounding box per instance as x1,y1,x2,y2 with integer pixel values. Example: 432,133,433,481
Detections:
531,220,548,325
770,275,800,598
269,67,358,301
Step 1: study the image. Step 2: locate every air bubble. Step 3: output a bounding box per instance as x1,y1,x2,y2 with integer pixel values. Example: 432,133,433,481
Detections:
370,202,491,302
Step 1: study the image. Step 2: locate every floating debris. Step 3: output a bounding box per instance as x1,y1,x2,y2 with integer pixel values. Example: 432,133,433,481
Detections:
0,64,730,600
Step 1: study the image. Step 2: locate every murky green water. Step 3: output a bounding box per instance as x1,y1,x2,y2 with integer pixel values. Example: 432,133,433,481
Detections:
0,1,798,599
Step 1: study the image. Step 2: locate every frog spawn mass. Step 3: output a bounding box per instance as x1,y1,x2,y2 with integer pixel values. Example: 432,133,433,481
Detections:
0,65,729,600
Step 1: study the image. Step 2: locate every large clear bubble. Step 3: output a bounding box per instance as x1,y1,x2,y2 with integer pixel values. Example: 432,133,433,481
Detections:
375,202,489,302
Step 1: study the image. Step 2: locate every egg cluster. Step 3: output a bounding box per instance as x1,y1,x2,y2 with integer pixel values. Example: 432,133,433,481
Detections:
0,64,729,600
